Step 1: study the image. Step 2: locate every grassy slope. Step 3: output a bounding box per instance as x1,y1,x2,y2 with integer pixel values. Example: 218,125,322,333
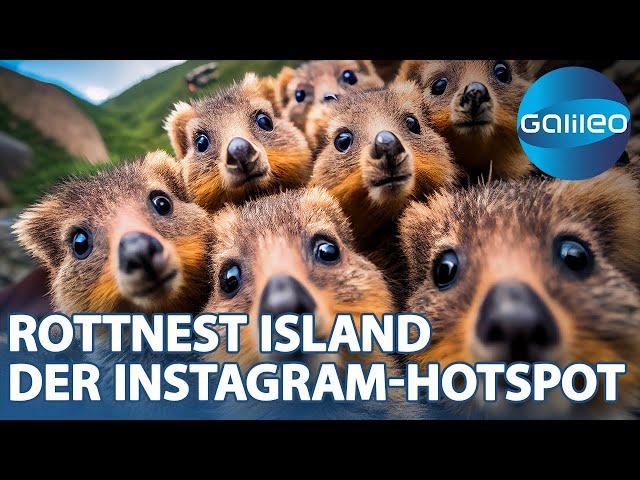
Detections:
83,60,298,162
4,60,298,208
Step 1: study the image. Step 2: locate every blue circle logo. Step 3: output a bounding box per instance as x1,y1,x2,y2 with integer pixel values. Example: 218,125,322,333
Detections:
517,67,630,180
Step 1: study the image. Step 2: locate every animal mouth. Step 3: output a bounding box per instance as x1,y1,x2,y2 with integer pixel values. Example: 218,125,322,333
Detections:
454,120,491,128
228,168,269,187
371,174,412,188
131,269,178,297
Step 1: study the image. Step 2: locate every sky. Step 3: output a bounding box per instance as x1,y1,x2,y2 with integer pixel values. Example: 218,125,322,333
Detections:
0,60,186,104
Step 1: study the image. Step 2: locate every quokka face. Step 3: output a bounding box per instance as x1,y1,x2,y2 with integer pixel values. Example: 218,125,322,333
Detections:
397,60,543,180
203,187,394,371
276,60,384,150
165,73,313,213
399,164,640,418
311,82,459,249
14,151,212,315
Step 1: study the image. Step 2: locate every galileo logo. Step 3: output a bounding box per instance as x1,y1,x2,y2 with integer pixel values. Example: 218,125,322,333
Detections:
517,67,630,180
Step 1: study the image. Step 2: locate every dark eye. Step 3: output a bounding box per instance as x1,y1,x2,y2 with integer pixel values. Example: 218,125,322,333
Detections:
196,133,210,153
433,250,459,290
256,112,274,131
341,70,358,85
220,263,242,296
295,89,306,102
71,228,93,260
406,116,421,134
334,131,353,152
555,236,593,277
314,238,340,264
431,78,447,95
150,191,173,216
493,62,511,83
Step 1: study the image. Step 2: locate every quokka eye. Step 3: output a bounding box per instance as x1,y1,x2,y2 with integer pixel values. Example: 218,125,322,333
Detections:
431,78,448,95
406,115,421,134
149,191,173,216
493,62,512,83
295,89,306,102
334,130,354,152
256,112,274,131
341,69,358,85
220,263,242,296
71,227,93,260
196,133,210,153
433,249,459,290
555,236,594,277
313,238,340,264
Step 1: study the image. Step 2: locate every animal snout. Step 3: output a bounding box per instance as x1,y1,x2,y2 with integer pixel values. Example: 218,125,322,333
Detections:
475,280,560,363
372,130,406,170
322,92,339,103
460,81,491,115
226,137,259,174
118,232,167,278
259,274,316,317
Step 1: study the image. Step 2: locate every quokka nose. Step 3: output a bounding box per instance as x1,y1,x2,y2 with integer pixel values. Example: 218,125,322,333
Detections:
322,93,339,103
373,130,405,168
226,137,258,173
461,81,490,113
118,232,165,276
476,281,560,362
259,274,316,318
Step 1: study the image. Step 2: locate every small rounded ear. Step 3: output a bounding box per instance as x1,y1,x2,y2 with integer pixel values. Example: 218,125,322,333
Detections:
514,60,545,81
13,196,64,272
164,101,196,159
396,60,427,84
275,66,297,109
355,60,377,75
142,150,189,202
241,72,281,115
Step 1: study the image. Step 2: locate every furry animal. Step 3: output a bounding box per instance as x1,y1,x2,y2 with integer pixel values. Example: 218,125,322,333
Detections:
13,151,212,315
310,82,459,293
164,73,312,213
275,61,384,150
396,60,543,181
399,163,640,418
203,187,396,372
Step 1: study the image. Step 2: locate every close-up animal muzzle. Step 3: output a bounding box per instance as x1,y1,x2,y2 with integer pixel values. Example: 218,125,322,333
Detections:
475,280,560,363
225,137,268,186
457,81,493,126
117,231,177,298
368,130,412,189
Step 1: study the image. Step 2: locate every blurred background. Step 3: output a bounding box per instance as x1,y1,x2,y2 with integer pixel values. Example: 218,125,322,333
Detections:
0,59,638,290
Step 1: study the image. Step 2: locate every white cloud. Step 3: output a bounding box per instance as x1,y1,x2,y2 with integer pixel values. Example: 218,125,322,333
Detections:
81,85,111,103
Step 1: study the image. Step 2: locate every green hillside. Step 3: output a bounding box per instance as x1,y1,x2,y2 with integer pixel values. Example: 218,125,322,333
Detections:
3,60,298,208
82,60,299,162
0,102,108,207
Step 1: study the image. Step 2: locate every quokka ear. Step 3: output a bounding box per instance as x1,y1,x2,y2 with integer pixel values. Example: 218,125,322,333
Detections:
275,66,296,109
514,60,546,81
395,60,427,84
13,196,64,272
164,101,196,159
142,150,189,202
355,60,376,75
241,72,281,115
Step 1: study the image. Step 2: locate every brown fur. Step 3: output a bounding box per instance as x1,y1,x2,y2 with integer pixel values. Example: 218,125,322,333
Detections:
203,187,396,372
310,83,460,289
399,165,640,418
13,151,212,315
396,60,544,181
164,73,312,213
275,61,384,151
